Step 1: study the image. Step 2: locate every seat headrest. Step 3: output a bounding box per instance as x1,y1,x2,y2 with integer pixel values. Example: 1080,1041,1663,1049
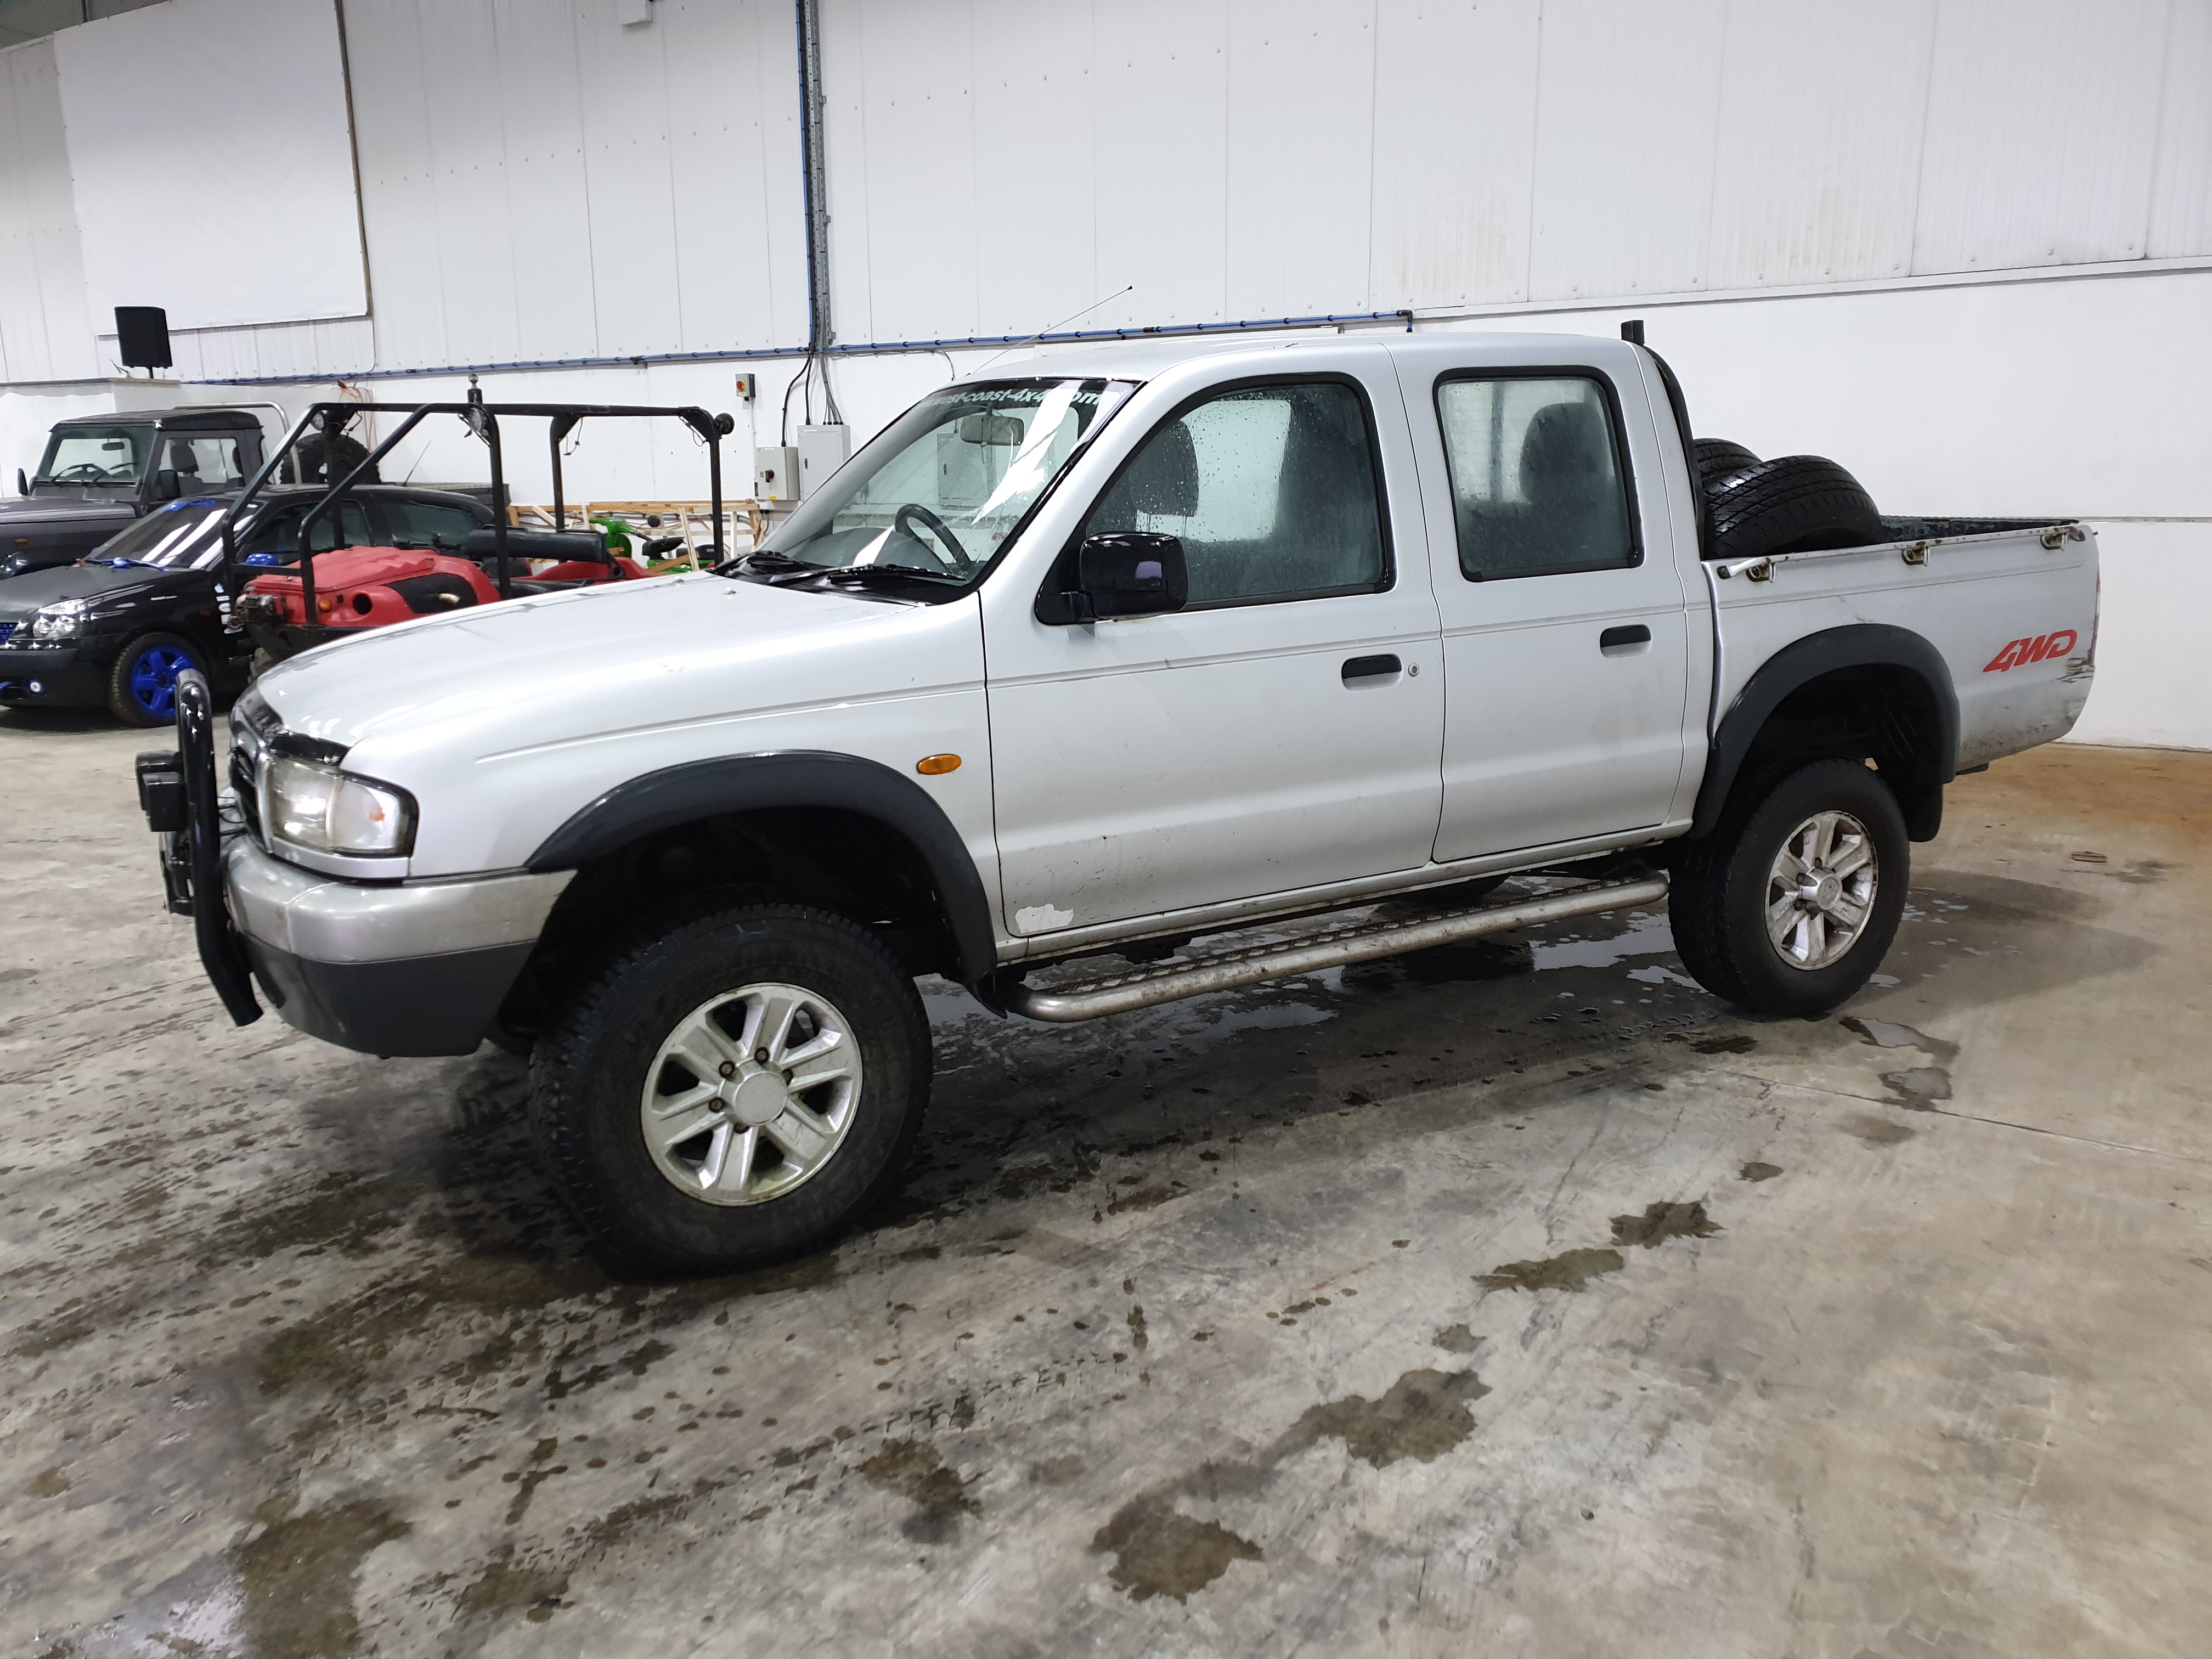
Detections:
1519,401,1613,507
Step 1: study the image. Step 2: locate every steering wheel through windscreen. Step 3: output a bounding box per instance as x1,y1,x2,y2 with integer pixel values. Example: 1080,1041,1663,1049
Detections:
893,503,972,574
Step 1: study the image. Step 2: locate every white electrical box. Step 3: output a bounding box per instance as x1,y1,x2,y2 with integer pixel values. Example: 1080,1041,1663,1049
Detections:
797,424,850,497
754,445,798,504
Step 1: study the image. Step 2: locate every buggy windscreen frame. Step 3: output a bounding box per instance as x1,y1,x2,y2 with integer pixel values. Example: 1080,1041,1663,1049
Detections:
217,390,730,640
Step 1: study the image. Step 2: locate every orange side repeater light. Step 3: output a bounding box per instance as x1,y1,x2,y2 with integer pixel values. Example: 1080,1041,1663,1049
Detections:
916,754,961,776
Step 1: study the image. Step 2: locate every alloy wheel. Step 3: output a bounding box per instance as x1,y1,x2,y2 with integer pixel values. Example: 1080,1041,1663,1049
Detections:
638,981,863,1205
1764,809,1877,971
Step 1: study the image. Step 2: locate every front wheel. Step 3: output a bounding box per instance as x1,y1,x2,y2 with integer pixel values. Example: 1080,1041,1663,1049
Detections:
529,903,930,1275
1668,759,1910,1017
107,633,207,726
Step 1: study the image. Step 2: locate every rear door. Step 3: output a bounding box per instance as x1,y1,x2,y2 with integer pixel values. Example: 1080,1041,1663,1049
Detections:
1396,345,1697,861
984,363,1444,935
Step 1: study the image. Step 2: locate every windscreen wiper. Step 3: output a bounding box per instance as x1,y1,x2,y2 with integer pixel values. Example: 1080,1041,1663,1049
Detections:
723,550,809,575
765,562,960,588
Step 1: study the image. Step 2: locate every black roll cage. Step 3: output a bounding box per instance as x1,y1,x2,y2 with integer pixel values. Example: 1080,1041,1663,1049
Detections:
216,388,728,630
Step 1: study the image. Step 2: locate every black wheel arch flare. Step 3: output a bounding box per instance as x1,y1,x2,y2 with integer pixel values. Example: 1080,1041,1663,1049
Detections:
524,750,1001,992
1693,623,1960,843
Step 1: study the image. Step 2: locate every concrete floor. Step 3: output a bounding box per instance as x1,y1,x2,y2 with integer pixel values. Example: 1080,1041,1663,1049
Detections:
1,713,2207,1659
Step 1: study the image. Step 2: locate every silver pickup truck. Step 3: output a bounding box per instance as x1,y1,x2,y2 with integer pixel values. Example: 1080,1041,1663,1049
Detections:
140,332,2098,1273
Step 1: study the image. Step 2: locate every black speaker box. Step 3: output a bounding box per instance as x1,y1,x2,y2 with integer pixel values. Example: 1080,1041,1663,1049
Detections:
115,306,172,370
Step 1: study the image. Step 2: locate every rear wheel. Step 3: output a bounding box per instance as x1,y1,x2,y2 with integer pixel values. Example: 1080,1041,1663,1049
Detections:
107,633,206,726
1668,759,1910,1017
529,902,930,1275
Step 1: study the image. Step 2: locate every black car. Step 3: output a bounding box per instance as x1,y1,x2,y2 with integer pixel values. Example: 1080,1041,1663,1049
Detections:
2,408,269,578
0,485,554,725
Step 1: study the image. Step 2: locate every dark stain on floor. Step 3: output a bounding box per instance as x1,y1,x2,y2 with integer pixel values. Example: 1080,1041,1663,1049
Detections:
1092,1363,1491,1601
860,1437,980,1543
1882,1067,1954,1108
234,1496,411,1659
1283,1368,1492,1468
1092,1501,1265,1603
453,1546,570,1627
1847,1113,1918,1146
1476,1247,1626,1293
1739,1161,1784,1182
1611,1200,1722,1249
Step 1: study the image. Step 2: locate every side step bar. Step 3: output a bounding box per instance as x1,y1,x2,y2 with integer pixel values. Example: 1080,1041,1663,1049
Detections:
1002,874,1671,1023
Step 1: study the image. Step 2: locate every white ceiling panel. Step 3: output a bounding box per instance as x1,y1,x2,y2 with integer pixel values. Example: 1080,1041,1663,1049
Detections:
0,40,96,382
2148,0,2212,258
1222,0,1377,318
54,0,366,330
846,0,980,343
663,0,795,352
1527,0,1730,303
819,0,874,346
1705,0,1935,290
1912,0,2170,273
970,0,1097,342
1091,0,1230,331
415,1,523,369
1368,0,1542,309
346,0,450,372
579,0,684,357
489,0,598,363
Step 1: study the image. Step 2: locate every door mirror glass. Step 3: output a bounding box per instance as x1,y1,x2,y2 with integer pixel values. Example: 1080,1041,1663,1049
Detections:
1077,532,1186,618
153,469,182,501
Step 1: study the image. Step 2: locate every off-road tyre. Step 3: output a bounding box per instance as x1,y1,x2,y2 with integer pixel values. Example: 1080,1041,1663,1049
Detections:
1668,759,1910,1017
529,902,930,1276
1707,454,1882,563
1692,437,1760,491
106,632,208,726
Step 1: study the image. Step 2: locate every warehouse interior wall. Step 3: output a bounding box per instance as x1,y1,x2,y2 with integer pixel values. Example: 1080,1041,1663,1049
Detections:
0,0,2205,747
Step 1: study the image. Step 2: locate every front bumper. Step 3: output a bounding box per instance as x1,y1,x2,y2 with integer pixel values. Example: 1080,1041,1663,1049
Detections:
0,644,104,706
222,836,573,1056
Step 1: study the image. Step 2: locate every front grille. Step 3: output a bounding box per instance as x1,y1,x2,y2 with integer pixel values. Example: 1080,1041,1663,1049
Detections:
229,742,263,843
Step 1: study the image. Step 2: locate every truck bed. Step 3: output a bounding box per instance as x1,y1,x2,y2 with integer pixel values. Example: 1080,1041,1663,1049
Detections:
1703,520,2098,772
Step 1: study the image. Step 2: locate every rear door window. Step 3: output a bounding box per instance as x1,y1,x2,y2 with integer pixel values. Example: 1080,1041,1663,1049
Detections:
1434,374,1638,579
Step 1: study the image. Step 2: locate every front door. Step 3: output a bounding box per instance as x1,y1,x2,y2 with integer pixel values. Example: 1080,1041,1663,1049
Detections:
984,371,1444,936
1402,358,1696,861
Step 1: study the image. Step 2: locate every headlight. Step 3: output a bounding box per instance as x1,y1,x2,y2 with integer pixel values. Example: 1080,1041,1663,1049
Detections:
264,755,416,857
30,604,86,640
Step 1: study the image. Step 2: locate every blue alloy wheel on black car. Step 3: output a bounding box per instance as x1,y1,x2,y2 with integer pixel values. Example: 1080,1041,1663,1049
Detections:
108,633,204,727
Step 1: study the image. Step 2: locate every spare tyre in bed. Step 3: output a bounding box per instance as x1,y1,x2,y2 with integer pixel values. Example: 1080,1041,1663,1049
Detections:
1693,437,1760,490
1707,455,1882,562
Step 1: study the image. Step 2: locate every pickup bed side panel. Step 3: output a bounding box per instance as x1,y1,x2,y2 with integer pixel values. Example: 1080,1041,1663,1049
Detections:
1706,526,2098,783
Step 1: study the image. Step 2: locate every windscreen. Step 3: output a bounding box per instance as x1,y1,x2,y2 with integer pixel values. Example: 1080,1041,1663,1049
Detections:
757,379,1132,585
88,499,235,567
37,425,153,487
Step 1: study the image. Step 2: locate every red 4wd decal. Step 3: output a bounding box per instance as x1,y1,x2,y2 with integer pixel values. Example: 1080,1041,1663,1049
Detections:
1984,629,2078,673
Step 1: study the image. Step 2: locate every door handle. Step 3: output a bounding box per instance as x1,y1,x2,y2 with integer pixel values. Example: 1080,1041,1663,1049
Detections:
1341,653,1401,684
1599,625,1650,650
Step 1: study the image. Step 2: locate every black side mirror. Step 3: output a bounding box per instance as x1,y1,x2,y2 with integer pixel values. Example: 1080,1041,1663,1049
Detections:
153,469,182,501
1076,532,1187,619
15,468,26,496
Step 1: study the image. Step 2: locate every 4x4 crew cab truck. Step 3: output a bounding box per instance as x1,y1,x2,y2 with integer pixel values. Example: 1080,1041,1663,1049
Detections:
142,335,2097,1274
